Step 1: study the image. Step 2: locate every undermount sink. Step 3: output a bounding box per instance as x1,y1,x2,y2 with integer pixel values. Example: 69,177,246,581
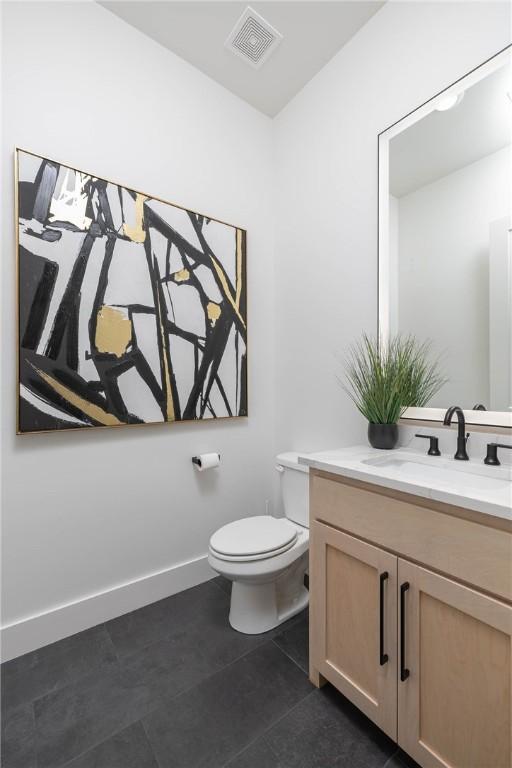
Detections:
362,453,511,493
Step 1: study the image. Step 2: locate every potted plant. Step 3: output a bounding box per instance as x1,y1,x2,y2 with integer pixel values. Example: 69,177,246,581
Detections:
341,334,446,449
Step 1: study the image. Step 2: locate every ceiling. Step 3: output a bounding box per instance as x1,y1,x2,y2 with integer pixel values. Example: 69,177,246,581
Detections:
390,61,511,198
99,1,384,116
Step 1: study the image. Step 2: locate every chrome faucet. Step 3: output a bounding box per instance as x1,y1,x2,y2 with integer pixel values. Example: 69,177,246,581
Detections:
443,406,469,461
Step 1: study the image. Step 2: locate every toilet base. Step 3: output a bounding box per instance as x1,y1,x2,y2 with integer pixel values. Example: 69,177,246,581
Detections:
228,555,309,634
229,583,309,634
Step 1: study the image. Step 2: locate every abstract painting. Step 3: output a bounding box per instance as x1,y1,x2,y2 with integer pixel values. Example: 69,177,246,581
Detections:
16,149,247,434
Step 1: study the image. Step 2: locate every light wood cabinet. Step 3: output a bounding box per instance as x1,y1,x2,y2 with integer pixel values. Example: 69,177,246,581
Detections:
310,521,398,739
398,560,511,768
309,470,512,768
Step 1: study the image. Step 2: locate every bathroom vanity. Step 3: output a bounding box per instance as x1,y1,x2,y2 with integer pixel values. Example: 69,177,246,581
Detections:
302,447,512,768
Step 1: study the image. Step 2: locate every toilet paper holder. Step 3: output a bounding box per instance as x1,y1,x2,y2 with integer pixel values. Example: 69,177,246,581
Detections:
192,453,220,467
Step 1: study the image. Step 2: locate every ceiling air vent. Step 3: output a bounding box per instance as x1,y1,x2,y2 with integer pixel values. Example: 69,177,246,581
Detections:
225,6,283,69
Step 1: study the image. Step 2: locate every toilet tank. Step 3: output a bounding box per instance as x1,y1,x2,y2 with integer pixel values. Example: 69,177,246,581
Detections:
276,452,309,528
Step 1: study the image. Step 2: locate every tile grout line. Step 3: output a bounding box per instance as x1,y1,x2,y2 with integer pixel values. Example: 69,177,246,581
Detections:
140,717,164,768
27,581,226,717
22,583,306,768
102,621,121,665
38,638,282,768
30,700,38,768
220,635,401,768
4,623,121,721
209,576,231,597
26,600,401,768
102,579,230,666
221,687,318,768
382,749,404,768
52,720,160,768
22,653,125,768
271,636,308,676
25,654,122,723
9,584,216,767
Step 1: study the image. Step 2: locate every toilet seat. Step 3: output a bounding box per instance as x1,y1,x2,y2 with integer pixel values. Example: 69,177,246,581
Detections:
209,516,297,562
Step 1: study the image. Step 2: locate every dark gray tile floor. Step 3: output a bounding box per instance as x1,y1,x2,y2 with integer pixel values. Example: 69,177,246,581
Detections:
1,576,418,768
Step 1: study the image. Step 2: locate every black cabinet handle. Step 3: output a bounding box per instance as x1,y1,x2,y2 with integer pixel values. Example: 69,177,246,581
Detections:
379,572,389,665
400,581,410,681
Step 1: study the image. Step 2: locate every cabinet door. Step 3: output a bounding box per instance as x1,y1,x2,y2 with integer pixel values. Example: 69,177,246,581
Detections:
310,521,398,739
398,559,512,768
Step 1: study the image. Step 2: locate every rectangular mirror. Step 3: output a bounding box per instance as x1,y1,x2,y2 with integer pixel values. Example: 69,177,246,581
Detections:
378,46,512,429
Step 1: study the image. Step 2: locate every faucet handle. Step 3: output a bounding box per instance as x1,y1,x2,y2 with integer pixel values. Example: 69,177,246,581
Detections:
415,434,441,456
484,443,512,466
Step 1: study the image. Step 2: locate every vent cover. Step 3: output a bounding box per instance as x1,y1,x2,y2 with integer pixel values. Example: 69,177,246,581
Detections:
225,6,283,69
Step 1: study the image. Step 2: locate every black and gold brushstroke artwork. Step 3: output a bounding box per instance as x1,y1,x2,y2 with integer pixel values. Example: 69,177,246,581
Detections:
16,149,247,434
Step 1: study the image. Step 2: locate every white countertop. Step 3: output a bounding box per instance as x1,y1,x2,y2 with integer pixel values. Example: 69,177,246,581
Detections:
299,445,512,522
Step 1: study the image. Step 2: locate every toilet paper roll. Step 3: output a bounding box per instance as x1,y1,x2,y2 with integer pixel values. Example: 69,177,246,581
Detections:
193,452,220,471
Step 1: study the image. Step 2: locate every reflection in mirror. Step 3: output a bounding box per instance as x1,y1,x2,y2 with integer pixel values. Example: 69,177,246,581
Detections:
383,51,511,415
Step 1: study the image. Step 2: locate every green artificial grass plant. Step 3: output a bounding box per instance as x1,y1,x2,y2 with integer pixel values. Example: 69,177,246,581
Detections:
341,334,446,425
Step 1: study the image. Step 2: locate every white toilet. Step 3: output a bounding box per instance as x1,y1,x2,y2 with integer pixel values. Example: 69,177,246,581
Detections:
208,452,309,634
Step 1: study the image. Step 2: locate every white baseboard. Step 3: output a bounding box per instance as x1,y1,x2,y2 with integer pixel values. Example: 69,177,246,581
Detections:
1,555,215,662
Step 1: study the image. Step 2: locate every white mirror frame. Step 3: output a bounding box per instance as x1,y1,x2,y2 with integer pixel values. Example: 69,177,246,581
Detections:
378,46,512,430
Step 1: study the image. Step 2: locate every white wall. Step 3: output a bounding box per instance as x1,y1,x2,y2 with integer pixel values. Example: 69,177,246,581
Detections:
1,1,275,659
398,146,510,409
274,1,511,453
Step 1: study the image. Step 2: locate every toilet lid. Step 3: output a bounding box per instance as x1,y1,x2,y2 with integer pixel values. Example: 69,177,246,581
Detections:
210,516,297,559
